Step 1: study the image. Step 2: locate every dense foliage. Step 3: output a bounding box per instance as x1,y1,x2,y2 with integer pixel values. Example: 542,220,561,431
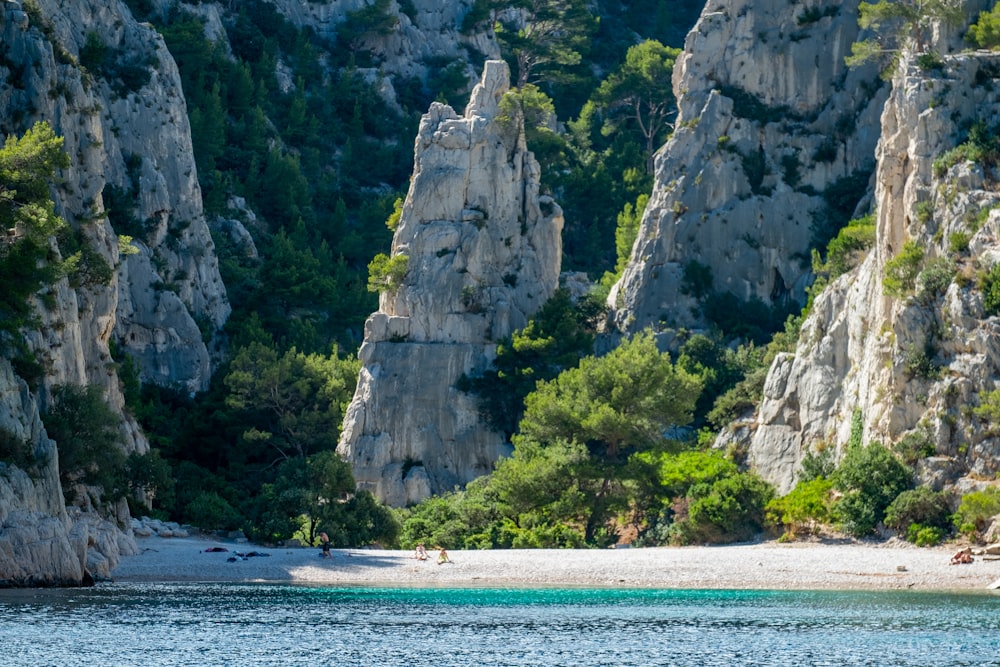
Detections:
399,332,777,548
833,442,913,537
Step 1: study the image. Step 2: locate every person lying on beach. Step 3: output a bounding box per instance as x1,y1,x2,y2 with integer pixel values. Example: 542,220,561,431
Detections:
950,548,973,565
414,544,428,560
437,547,452,565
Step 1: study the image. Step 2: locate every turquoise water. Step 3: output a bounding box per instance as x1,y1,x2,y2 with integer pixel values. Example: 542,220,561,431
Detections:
1,584,998,666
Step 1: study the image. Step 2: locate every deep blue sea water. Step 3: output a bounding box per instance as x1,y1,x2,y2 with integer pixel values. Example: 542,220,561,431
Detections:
1,584,998,666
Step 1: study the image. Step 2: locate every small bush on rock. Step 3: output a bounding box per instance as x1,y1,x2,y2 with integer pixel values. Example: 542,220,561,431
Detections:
883,241,924,297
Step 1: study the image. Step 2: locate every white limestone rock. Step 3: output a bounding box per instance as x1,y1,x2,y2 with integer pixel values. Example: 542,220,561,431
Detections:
338,61,563,506
610,0,888,334
747,50,1000,494
269,0,499,102
0,0,231,585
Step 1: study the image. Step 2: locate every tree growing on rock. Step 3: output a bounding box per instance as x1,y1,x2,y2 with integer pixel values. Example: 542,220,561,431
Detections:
846,0,965,70
0,121,70,371
467,0,598,88
593,40,680,174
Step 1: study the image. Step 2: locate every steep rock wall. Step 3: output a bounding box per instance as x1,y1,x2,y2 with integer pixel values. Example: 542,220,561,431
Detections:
338,61,563,506
0,0,228,585
609,0,887,333
746,50,1000,494
268,0,498,99
2,0,230,395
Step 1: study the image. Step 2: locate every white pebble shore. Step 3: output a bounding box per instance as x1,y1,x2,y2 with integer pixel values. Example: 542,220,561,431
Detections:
111,534,1000,591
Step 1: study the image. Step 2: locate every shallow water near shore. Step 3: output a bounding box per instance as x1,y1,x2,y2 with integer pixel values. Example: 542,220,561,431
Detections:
2,583,998,666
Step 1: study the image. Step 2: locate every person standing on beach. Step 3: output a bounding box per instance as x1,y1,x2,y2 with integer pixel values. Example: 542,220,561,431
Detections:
320,532,332,559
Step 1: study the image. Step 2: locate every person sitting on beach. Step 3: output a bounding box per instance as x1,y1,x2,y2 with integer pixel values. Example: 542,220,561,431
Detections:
414,544,428,561
319,532,332,559
437,547,451,565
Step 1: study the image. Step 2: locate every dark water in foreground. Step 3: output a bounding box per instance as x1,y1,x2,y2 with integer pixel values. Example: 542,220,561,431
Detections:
1,584,998,666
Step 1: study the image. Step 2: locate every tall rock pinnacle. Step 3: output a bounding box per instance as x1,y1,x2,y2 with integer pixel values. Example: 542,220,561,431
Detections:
338,61,563,506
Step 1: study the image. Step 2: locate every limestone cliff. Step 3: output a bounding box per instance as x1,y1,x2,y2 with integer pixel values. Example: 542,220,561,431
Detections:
0,0,229,585
338,61,563,506
746,47,1000,494
267,0,497,105
609,0,887,333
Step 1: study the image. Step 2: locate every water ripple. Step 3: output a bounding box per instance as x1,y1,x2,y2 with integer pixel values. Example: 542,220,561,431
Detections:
1,584,997,666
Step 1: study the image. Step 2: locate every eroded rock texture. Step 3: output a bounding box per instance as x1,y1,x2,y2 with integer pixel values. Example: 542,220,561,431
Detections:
338,61,563,506
610,0,886,333
745,49,1000,494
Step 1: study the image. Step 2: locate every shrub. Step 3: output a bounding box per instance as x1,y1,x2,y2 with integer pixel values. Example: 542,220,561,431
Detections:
883,240,924,297
740,146,767,194
968,4,1000,49
884,487,952,537
979,263,1000,316
800,447,836,481
902,341,939,380
833,442,912,537
0,427,39,470
385,197,403,232
706,366,767,428
780,152,801,187
397,494,478,550
78,31,152,96
814,213,876,279
932,121,1000,178
916,51,944,71
184,492,244,531
681,260,713,299
948,230,970,255
892,430,936,465
973,388,1000,434
670,472,774,545
765,476,834,538
907,524,946,546
366,252,408,293
916,257,953,303
953,487,1000,539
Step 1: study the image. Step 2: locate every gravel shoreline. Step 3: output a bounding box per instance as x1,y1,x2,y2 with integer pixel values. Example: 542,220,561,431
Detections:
110,534,1000,591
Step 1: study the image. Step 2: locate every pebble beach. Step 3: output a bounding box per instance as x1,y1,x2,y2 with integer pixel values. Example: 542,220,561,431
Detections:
110,533,1000,591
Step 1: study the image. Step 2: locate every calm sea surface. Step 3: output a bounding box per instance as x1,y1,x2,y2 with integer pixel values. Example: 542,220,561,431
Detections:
1,583,998,666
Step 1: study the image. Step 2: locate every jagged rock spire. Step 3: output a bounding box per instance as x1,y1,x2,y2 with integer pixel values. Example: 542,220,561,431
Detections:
338,61,563,506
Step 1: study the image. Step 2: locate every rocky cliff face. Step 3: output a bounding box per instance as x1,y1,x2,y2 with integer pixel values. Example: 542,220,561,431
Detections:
0,0,229,585
609,0,887,333
268,0,497,105
338,61,563,506
746,46,1000,494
